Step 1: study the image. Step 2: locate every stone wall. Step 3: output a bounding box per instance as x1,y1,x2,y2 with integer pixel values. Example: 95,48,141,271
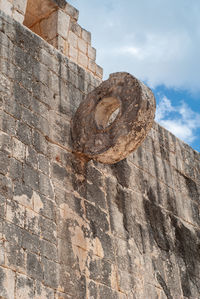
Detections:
0,0,27,23
0,7,200,299
0,0,103,80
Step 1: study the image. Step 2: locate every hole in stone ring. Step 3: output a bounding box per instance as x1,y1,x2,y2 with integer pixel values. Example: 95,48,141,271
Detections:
95,97,120,129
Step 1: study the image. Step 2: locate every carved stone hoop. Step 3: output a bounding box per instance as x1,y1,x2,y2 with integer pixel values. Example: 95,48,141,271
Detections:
71,72,156,164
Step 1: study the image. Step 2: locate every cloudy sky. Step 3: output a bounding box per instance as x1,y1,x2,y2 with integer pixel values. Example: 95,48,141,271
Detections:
69,0,200,152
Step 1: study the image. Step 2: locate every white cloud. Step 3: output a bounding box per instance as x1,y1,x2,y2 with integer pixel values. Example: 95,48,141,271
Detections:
155,96,175,122
155,97,200,143
69,0,200,93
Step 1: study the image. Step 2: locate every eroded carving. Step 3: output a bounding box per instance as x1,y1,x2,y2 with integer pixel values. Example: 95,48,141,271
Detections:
71,72,156,164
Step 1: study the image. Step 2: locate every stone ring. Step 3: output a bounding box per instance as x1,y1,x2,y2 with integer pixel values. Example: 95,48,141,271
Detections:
71,72,156,164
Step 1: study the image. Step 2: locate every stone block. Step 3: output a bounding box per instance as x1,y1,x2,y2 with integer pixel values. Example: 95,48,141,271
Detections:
39,173,54,199
33,130,48,155
13,10,24,23
16,273,34,299
13,82,32,109
65,2,79,20
26,146,38,169
70,21,81,37
59,264,86,297
87,280,98,299
32,62,50,87
87,45,96,60
0,110,16,135
4,222,23,246
0,71,12,97
96,64,103,78
17,121,32,146
0,43,12,60
86,163,104,185
13,181,33,209
15,65,33,91
39,47,54,68
22,106,40,129
49,35,66,55
85,201,109,232
22,230,41,255
78,51,88,68
0,219,3,240
32,80,51,105
57,238,79,268
25,208,40,235
6,199,25,228
9,157,23,181
115,238,132,273
27,252,43,280
0,151,10,175
55,188,84,217
68,31,78,49
106,178,129,236
35,281,55,299
86,181,106,210
48,114,72,148
51,162,69,182
82,29,91,44
0,131,12,155
0,29,13,48
5,241,26,272
163,254,183,298
40,238,58,261
99,285,119,299
143,283,161,299
91,226,115,262
39,216,57,244
40,11,58,41
47,69,60,94
38,153,49,175
0,240,4,265
55,292,73,299
4,97,21,120
88,256,116,288
14,45,33,74
0,0,12,17
0,173,13,199
0,195,6,219
23,164,39,191
88,59,96,73
42,257,59,288
117,269,135,293
57,10,70,39
13,0,27,14
30,96,49,120
78,37,87,54
33,192,56,221
0,266,15,299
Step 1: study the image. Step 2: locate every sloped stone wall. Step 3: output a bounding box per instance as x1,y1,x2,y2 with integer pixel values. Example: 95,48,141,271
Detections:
0,10,200,299
0,0,103,79
24,0,103,79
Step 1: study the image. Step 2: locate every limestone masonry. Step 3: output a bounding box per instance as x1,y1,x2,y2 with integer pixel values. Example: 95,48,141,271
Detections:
0,0,103,79
0,1,200,298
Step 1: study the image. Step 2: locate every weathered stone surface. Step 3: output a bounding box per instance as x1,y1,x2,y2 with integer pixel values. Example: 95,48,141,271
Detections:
27,252,43,280
15,273,34,299
0,7,199,299
0,266,15,299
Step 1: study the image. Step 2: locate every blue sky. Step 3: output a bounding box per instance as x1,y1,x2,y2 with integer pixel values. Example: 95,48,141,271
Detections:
69,0,200,152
